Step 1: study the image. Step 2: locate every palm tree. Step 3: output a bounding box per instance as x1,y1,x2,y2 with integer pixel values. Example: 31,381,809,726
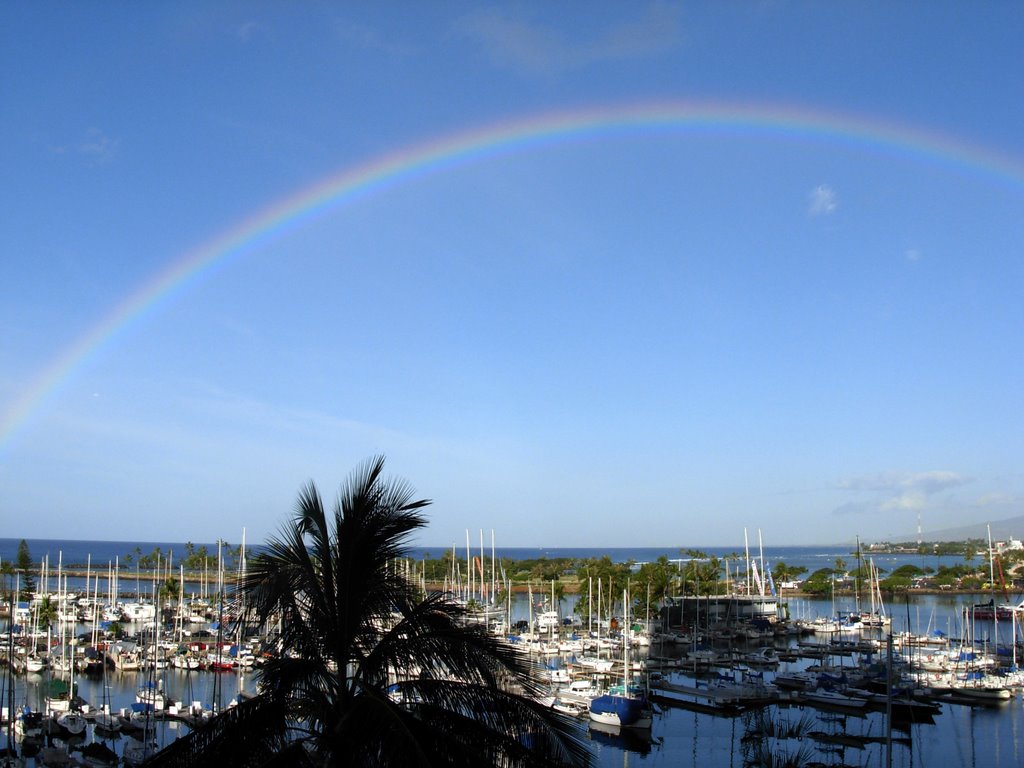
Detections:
156,457,590,768
551,580,566,613
35,595,58,634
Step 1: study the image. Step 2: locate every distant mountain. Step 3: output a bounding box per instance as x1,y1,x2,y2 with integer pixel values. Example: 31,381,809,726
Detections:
888,515,1024,544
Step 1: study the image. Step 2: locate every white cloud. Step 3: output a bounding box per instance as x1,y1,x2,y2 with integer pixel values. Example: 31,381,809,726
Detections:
905,248,922,262
834,470,972,519
832,500,872,516
913,471,971,494
237,21,260,41
50,128,119,162
334,19,410,55
972,492,1014,507
79,129,119,162
454,4,681,75
880,490,926,512
837,470,969,494
808,184,837,216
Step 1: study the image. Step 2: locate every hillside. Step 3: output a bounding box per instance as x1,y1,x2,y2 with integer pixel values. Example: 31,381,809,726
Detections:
890,514,1024,544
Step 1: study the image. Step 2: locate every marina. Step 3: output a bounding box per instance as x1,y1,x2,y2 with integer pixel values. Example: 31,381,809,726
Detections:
2,576,1023,766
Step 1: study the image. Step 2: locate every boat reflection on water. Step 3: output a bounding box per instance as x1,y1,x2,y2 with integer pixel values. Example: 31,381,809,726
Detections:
587,719,662,755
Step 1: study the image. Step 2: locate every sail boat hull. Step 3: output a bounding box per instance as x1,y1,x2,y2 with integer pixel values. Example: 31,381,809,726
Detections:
588,694,652,728
972,600,1024,620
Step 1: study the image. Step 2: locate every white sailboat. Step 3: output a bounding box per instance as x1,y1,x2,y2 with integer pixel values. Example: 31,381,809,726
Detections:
588,588,652,730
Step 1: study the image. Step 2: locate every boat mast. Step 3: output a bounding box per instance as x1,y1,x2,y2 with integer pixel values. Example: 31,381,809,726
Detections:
1013,610,1018,671
551,579,556,640
465,530,472,605
6,575,16,760
622,588,630,692
91,576,100,657
758,529,765,600
450,542,456,599
744,528,751,596
855,535,862,613
214,540,224,713
476,529,482,604
505,572,511,630
177,565,185,644
58,552,67,675
86,553,91,624
987,524,995,599
588,577,593,636
527,582,533,638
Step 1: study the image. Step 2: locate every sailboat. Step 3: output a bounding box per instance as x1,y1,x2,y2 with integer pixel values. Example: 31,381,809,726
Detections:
588,589,652,730
3,580,26,768
54,573,89,741
972,525,1024,620
856,558,890,629
24,593,47,674
93,632,121,734
126,565,162,767
79,741,119,767
122,736,159,768
55,707,87,737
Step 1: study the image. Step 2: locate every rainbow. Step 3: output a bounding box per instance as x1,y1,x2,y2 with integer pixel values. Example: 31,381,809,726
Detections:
3,100,1023,451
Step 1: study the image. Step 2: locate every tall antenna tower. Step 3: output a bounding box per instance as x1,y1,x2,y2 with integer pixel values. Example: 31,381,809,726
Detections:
917,510,922,546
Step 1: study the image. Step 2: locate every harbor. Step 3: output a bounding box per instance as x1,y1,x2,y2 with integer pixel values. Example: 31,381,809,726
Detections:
2,578,1023,767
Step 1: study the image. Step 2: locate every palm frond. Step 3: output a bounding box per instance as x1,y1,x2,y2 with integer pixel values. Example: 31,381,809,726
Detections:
218,457,590,767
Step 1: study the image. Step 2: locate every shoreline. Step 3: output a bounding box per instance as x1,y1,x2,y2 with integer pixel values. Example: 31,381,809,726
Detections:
11,567,1018,598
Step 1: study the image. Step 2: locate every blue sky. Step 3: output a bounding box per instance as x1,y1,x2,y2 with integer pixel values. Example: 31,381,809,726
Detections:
2,3,1023,547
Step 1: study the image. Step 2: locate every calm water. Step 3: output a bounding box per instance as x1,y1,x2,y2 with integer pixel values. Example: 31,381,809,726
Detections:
7,665,257,764
7,662,1020,768
3,595,1022,768
605,699,1024,768
2,539,1022,766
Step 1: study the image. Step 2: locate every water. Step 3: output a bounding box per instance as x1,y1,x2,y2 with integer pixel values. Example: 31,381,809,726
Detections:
605,701,1024,768
6,595,1021,767
487,590,1024,768
583,587,1024,768
0,540,224,569
7,665,257,764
